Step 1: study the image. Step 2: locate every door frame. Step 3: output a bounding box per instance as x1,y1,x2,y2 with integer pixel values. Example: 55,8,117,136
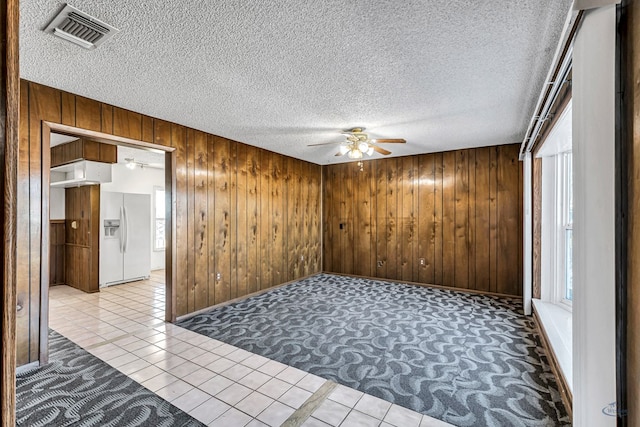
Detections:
41,121,177,362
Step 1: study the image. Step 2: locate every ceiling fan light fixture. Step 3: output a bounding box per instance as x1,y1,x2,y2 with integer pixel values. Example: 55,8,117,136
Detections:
348,149,363,159
311,127,405,159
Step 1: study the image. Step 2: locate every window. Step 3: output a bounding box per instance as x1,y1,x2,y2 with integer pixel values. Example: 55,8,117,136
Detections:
538,100,572,309
154,187,166,251
558,152,573,304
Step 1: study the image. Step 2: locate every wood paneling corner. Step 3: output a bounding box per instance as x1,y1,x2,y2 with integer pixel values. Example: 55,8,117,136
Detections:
322,144,523,296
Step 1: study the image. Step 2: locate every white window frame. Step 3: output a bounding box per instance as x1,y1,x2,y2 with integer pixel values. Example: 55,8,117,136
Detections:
538,100,573,312
555,151,573,308
153,186,166,251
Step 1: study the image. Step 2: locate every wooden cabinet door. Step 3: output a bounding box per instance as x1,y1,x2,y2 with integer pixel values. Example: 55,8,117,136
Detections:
64,185,100,292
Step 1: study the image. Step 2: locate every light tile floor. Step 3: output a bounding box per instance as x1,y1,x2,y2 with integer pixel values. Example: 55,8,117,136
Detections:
48,271,453,427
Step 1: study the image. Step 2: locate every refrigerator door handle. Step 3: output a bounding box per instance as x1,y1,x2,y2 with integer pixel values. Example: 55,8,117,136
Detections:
119,206,125,253
123,205,129,253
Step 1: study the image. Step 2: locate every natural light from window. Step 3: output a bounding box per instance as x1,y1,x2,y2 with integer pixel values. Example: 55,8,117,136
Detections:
560,151,573,303
534,99,573,394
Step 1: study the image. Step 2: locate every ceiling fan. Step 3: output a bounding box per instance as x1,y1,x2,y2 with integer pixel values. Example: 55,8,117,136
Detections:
308,127,406,159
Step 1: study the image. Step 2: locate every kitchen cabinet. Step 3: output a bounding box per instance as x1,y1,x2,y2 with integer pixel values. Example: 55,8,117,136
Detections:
65,185,100,293
51,138,117,167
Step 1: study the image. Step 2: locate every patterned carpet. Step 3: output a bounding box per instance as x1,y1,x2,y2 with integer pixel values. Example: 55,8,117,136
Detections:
16,331,203,427
178,273,570,427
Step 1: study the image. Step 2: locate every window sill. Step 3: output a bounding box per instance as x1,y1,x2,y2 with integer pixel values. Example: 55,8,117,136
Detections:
532,298,572,394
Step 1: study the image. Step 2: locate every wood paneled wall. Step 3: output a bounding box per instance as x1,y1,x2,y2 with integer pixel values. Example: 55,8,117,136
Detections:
2,0,19,424
323,144,523,296
532,156,542,299
49,221,65,285
17,81,322,367
626,0,640,423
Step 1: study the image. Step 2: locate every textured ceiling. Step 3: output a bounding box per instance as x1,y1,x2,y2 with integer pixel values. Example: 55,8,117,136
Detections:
21,1,571,164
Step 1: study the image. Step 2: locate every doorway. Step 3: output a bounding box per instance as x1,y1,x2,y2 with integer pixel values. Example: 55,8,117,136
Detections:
42,122,177,361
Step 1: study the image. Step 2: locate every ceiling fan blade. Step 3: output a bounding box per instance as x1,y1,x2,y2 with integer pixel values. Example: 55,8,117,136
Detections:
335,151,346,156
307,141,341,146
371,138,406,144
372,145,392,155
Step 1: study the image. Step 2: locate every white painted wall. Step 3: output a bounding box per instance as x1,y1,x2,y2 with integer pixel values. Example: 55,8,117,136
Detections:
101,164,165,270
50,171,66,220
50,186,65,220
572,5,617,425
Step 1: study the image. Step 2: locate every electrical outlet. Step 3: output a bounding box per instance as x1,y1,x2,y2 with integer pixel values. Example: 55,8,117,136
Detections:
300,255,304,261
419,258,426,266
216,272,221,281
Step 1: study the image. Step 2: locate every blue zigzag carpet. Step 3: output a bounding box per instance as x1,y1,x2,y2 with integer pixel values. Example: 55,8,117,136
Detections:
178,273,570,427
16,331,204,427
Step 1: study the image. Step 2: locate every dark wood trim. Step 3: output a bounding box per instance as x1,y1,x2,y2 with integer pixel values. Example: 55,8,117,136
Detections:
45,122,176,153
532,307,573,419
1,5,18,424
620,1,637,424
40,124,51,364
167,149,177,323
2,0,19,424
40,122,178,333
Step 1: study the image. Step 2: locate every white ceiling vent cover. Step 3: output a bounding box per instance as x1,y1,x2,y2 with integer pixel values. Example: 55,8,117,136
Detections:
44,4,119,50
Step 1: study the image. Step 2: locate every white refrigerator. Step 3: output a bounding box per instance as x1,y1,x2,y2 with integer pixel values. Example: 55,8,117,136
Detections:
100,192,151,287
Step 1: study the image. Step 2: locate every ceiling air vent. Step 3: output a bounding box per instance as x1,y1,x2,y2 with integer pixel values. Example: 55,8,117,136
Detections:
44,4,119,50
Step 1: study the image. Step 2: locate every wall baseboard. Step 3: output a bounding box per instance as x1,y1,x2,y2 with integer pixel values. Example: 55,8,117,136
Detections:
324,271,523,300
175,272,322,322
177,271,523,324
15,361,40,376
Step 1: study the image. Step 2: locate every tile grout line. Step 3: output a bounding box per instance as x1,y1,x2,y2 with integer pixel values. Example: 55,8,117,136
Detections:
281,380,338,427
77,321,169,350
